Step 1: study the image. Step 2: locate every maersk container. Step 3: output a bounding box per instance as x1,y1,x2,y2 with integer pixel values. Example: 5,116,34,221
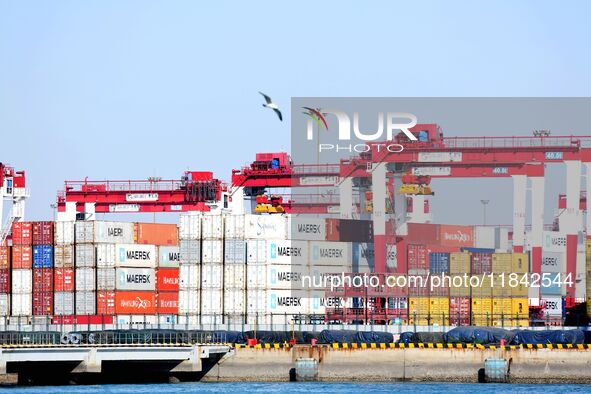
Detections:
97,268,116,290
267,290,308,314
54,245,74,268
96,244,116,268
115,244,156,268
75,268,96,291
201,263,223,288
247,264,266,289
542,231,567,252
266,264,305,290
223,288,246,314
309,241,351,266
75,291,96,315
288,216,326,241
75,221,135,244
246,289,266,313
179,265,200,289
224,264,246,289
158,246,180,267
201,214,223,239
244,214,287,240
224,239,246,263
179,240,200,264
116,267,155,291
54,221,75,245
246,240,266,263
0,294,9,316
308,294,347,314
201,288,223,314
224,214,245,239
178,289,200,314
75,244,96,267
178,214,201,240
202,240,223,263
12,269,32,293
429,252,450,273
11,293,31,316
267,240,308,265
541,297,563,316
32,245,53,268
54,292,75,315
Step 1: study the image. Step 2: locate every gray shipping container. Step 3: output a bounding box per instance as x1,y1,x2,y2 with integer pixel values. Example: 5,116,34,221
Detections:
97,268,116,290
75,268,96,291
75,221,134,244
224,239,246,263
75,291,96,315
75,244,96,267
54,292,75,315
180,240,200,264
54,245,74,268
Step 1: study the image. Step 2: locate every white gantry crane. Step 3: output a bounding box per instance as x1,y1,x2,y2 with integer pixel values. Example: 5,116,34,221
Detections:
0,163,29,244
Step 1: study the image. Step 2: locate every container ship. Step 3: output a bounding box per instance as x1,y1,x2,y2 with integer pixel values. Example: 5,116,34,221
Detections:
1,124,590,329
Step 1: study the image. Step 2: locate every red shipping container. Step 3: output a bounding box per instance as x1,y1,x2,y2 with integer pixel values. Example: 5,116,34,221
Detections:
52,315,114,324
115,291,156,314
97,291,116,315
54,268,75,292
33,292,53,315
0,247,9,269
408,274,430,296
12,245,32,269
32,221,54,245
439,225,474,248
471,253,493,274
449,296,471,326
157,291,179,314
33,268,53,293
325,219,340,241
134,223,178,246
407,244,428,271
406,223,440,244
0,269,9,293
156,268,179,291
12,222,32,245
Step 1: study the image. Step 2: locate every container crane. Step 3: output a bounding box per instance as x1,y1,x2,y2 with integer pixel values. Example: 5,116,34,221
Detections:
0,163,29,244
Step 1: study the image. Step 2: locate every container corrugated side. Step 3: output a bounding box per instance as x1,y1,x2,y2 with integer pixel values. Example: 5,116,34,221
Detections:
0,294,9,316
11,293,31,316
54,221,75,245
224,215,245,239
115,268,155,291
201,214,223,239
178,290,200,314
223,288,245,314
266,240,308,265
54,291,75,315
246,240,266,263
97,268,116,290
202,240,223,263
224,239,246,263
179,214,201,240
114,291,156,314
179,240,200,265
75,244,96,267
201,288,222,313
134,222,178,246
75,221,134,244
54,245,74,268
179,265,200,289
246,264,266,289
75,291,96,315
201,263,223,288
158,246,180,267
224,264,245,289
308,241,351,266
75,268,96,291
12,269,32,293
97,290,116,315
96,244,116,268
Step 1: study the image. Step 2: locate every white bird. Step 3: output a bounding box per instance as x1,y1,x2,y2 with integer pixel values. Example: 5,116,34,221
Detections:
259,91,282,121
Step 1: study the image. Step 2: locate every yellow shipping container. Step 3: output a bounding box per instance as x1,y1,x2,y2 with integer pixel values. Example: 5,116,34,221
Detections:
471,274,492,297
511,298,529,318
409,297,430,325
514,319,529,327
472,297,492,326
450,252,470,274
492,253,512,273
492,298,512,315
449,274,470,297
511,282,528,297
429,297,450,326
511,253,529,273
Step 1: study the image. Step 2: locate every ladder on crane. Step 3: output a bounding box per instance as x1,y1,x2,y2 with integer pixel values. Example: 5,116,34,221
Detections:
0,204,23,244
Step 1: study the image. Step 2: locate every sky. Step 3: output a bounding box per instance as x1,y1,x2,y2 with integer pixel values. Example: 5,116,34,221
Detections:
1,1,591,224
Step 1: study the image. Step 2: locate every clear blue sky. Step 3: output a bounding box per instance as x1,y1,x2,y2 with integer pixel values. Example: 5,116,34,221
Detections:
1,1,590,222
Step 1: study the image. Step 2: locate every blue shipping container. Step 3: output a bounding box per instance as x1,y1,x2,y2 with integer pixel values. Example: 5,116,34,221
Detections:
429,252,450,273
33,245,54,268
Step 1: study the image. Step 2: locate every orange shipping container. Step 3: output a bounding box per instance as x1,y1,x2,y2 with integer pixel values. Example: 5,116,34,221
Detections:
134,223,178,246
12,222,32,245
156,268,179,291
439,225,474,248
97,291,116,315
54,268,75,292
12,245,32,269
157,291,179,314
114,291,156,314
0,247,9,269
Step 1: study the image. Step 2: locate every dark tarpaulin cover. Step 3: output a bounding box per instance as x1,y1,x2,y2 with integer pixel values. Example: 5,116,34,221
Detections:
318,330,393,344
397,332,446,344
511,330,585,345
444,327,516,345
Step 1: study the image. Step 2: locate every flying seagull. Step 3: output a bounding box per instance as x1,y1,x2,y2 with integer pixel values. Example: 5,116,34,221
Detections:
259,92,282,121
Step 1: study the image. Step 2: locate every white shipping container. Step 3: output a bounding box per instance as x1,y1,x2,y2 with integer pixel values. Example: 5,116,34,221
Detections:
475,226,496,249
247,264,266,289
202,214,223,239
267,290,309,314
75,221,134,244
54,245,74,268
246,240,266,263
224,264,246,289
179,214,201,240
97,268,116,290
116,268,155,291
201,288,223,313
352,243,394,273
159,246,180,267
55,221,75,245
0,294,9,316
495,227,511,251
541,297,563,316
224,239,246,263
201,263,223,288
288,216,326,241
76,268,96,291
308,289,348,314
266,264,306,290
54,292,75,315
97,244,116,268
244,214,287,240
224,215,245,238
179,265,201,289
541,252,564,273
309,241,351,266
200,314,223,325
180,240,200,264
11,293,31,316
224,288,246,314
202,240,223,263
178,290,200,314
75,291,96,315
177,314,200,325
246,289,267,313
75,244,96,267
115,244,157,268
308,265,349,289
116,315,157,326
543,231,567,252
12,269,32,293
267,240,308,265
